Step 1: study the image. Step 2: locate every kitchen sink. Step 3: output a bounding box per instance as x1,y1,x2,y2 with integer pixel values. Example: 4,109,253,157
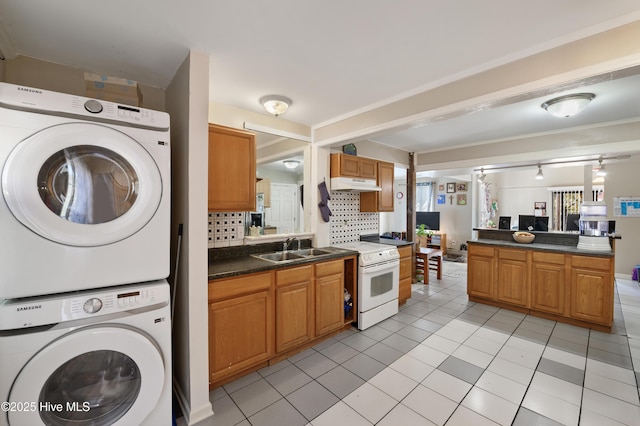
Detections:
293,248,332,256
253,248,332,263
253,252,307,263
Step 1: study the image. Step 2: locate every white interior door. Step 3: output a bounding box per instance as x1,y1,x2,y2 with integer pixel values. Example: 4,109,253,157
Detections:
265,183,298,233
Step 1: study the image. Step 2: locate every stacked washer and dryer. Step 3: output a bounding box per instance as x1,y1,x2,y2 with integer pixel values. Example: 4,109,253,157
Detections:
0,83,173,426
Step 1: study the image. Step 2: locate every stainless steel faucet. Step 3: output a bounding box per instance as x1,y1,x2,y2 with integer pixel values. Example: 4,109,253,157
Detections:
283,237,297,252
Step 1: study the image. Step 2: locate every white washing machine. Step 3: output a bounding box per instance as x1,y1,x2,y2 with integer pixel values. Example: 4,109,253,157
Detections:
0,82,170,299
0,280,172,426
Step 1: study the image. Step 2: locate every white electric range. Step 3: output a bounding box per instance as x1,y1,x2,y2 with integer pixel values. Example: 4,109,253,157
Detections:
332,241,400,330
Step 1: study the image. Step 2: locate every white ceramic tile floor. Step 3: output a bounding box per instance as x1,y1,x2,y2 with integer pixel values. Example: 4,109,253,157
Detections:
185,263,640,426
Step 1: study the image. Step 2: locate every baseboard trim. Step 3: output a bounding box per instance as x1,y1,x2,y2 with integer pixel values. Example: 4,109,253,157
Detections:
173,377,214,425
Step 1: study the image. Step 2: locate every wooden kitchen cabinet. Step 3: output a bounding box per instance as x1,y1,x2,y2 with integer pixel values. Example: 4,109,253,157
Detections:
208,124,256,211
531,251,567,316
398,245,413,305
360,160,395,212
330,153,377,180
256,178,271,208
315,259,344,336
275,265,314,353
570,255,614,326
208,272,274,385
496,248,529,308
467,241,615,331
467,244,495,299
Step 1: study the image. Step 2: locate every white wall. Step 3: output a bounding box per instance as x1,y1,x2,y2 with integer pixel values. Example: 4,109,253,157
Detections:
493,165,585,228
165,51,213,425
603,159,640,277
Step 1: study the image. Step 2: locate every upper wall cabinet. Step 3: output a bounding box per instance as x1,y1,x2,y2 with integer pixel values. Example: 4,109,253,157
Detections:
208,124,256,211
360,161,394,212
330,153,377,180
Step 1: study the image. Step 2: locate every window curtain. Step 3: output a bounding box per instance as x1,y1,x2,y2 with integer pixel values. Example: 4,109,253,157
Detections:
416,182,435,211
550,186,604,231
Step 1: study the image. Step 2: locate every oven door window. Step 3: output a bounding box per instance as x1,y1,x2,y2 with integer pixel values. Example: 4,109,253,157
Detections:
370,272,394,297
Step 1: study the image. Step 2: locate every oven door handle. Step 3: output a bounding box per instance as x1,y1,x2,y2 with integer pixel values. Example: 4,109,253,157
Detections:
361,259,399,273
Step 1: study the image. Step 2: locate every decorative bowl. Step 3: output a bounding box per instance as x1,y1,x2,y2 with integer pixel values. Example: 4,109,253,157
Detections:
513,232,535,244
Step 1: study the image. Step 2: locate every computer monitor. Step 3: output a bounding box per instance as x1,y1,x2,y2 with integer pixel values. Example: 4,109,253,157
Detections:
566,214,580,231
534,216,549,232
518,215,536,231
416,211,440,231
498,216,511,230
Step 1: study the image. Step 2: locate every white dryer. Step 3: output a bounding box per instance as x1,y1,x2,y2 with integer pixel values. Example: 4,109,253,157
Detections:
0,280,172,426
0,83,170,299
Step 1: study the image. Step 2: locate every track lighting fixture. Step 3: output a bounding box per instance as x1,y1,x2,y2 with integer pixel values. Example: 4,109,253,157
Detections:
596,159,607,177
535,164,544,180
477,168,486,183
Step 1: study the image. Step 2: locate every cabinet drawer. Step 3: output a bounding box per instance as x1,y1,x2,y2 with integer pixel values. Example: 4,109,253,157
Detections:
276,265,314,287
498,248,527,262
572,255,612,271
209,272,273,302
316,259,344,277
469,244,494,257
399,257,412,279
533,251,565,265
397,245,413,258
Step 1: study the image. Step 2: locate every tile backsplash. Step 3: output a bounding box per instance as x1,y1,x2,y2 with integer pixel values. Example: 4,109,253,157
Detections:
208,192,379,247
329,191,378,245
208,212,245,248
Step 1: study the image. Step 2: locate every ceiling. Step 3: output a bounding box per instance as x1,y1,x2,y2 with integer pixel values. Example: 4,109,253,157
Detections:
2,1,640,173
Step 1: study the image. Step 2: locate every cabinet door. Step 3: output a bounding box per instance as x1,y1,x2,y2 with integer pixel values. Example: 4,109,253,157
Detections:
570,267,612,325
361,161,395,212
209,290,274,383
496,249,528,307
497,260,529,307
531,252,566,315
467,246,494,299
339,154,360,177
208,124,256,211
276,266,313,353
359,158,378,179
398,249,413,304
315,260,344,336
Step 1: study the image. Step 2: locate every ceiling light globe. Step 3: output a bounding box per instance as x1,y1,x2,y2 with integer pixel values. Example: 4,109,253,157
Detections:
541,93,595,118
260,95,292,117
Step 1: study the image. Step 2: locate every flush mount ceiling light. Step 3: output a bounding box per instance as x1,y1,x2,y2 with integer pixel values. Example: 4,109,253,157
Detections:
596,159,607,177
541,93,595,118
477,168,486,183
535,164,544,180
260,95,292,117
283,160,300,169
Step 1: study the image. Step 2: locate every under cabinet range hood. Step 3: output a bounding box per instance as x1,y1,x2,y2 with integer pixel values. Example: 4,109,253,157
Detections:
330,176,381,192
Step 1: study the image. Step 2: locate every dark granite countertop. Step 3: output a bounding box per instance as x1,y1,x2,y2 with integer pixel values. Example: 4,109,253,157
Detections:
468,239,614,257
208,246,358,281
375,239,415,248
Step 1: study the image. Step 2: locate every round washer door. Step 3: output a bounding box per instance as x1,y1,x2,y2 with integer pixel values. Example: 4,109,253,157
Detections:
8,325,165,426
2,122,162,246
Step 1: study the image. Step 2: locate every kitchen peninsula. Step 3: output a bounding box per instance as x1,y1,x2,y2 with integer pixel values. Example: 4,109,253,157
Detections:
467,228,617,332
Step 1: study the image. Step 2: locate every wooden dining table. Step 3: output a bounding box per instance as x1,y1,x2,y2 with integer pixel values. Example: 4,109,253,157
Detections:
415,247,442,284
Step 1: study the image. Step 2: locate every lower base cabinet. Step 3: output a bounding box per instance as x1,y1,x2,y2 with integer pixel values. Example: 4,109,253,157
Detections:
530,252,566,315
398,245,413,304
209,256,355,388
315,259,344,336
276,265,313,353
467,243,614,330
208,272,274,385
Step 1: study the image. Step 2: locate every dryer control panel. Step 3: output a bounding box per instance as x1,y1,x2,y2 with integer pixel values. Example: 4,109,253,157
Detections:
0,82,170,130
0,280,170,330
